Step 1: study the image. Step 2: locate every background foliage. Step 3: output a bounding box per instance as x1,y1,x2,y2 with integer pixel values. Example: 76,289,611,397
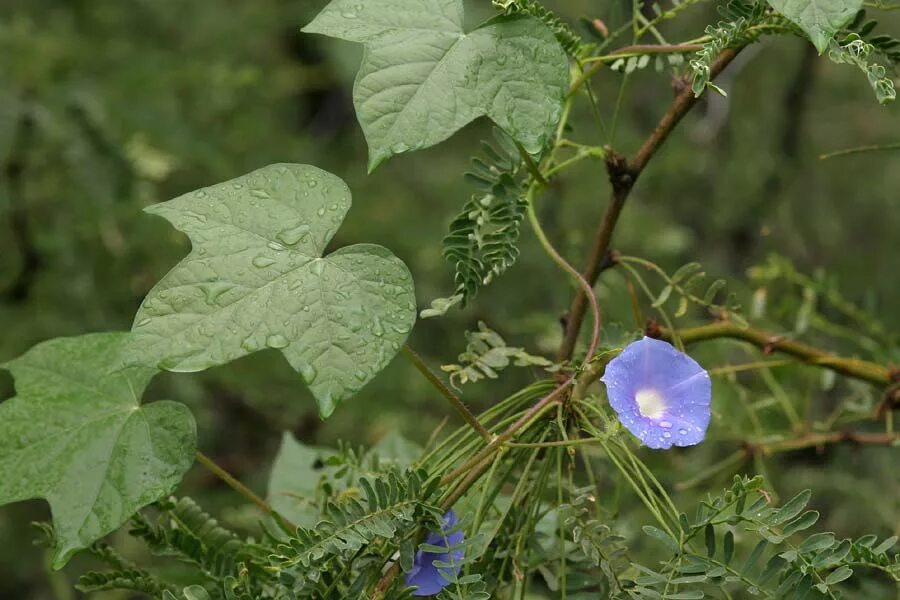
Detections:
1,0,898,598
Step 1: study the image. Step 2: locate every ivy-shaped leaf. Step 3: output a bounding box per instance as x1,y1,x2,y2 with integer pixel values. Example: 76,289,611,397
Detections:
766,0,862,52
0,333,196,568
303,0,568,170
127,164,416,417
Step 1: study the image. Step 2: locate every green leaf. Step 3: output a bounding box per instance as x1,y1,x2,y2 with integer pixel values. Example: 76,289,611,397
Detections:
303,1,568,170
182,586,211,600
127,164,417,418
723,530,735,564
799,532,836,554
642,525,679,553
782,510,819,536
705,523,716,557
652,285,673,308
267,432,332,527
0,333,196,568
823,564,852,585
766,0,863,53
369,430,422,467
771,489,811,524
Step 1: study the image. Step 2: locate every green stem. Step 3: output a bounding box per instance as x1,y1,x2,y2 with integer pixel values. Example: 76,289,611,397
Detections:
819,141,900,160
194,451,294,527
667,323,893,386
526,185,602,364
401,344,492,442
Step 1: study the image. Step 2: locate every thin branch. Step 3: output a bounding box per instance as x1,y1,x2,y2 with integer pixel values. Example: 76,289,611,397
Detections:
438,380,571,487
661,322,894,386
586,43,704,61
558,47,743,362
401,344,492,442
676,430,898,491
506,437,605,448
194,451,294,528
749,430,900,455
818,141,900,160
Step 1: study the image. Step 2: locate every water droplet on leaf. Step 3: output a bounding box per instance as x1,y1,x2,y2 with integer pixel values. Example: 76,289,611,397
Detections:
253,256,276,268
266,334,289,349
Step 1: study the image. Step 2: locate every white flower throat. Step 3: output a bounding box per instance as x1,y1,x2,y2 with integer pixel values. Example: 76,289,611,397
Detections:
635,388,666,419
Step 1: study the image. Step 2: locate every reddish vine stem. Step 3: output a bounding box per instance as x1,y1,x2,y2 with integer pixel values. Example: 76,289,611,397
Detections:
438,380,571,487
558,47,743,362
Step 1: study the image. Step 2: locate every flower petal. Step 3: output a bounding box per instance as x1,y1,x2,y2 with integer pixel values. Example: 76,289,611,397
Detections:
405,510,465,596
601,337,711,449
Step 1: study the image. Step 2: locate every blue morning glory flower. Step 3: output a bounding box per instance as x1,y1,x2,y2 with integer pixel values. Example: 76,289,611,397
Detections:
600,337,711,450
405,510,465,596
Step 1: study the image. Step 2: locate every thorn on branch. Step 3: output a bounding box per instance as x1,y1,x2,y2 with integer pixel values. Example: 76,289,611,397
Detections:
762,336,784,355
672,74,691,96
604,148,633,194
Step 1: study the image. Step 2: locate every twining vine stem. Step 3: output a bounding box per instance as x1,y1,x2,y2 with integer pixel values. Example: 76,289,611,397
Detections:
525,184,602,365
558,47,743,362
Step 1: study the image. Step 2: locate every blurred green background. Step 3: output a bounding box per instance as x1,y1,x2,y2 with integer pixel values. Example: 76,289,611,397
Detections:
1,0,897,598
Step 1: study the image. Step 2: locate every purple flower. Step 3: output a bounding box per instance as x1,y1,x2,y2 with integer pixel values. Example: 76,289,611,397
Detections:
600,337,711,450
405,510,465,596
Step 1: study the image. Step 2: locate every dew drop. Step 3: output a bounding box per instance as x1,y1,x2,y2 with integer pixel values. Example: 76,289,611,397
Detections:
267,241,286,251
371,316,385,337
678,428,689,436
253,255,276,268
183,210,208,224
277,223,311,246
202,281,233,304
299,363,318,383
659,420,672,429
663,431,672,438
266,334,289,349
241,337,261,352
136,317,152,327
311,259,325,275
316,206,326,217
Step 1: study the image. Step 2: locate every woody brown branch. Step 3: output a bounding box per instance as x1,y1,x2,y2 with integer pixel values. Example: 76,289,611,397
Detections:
558,47,743,362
